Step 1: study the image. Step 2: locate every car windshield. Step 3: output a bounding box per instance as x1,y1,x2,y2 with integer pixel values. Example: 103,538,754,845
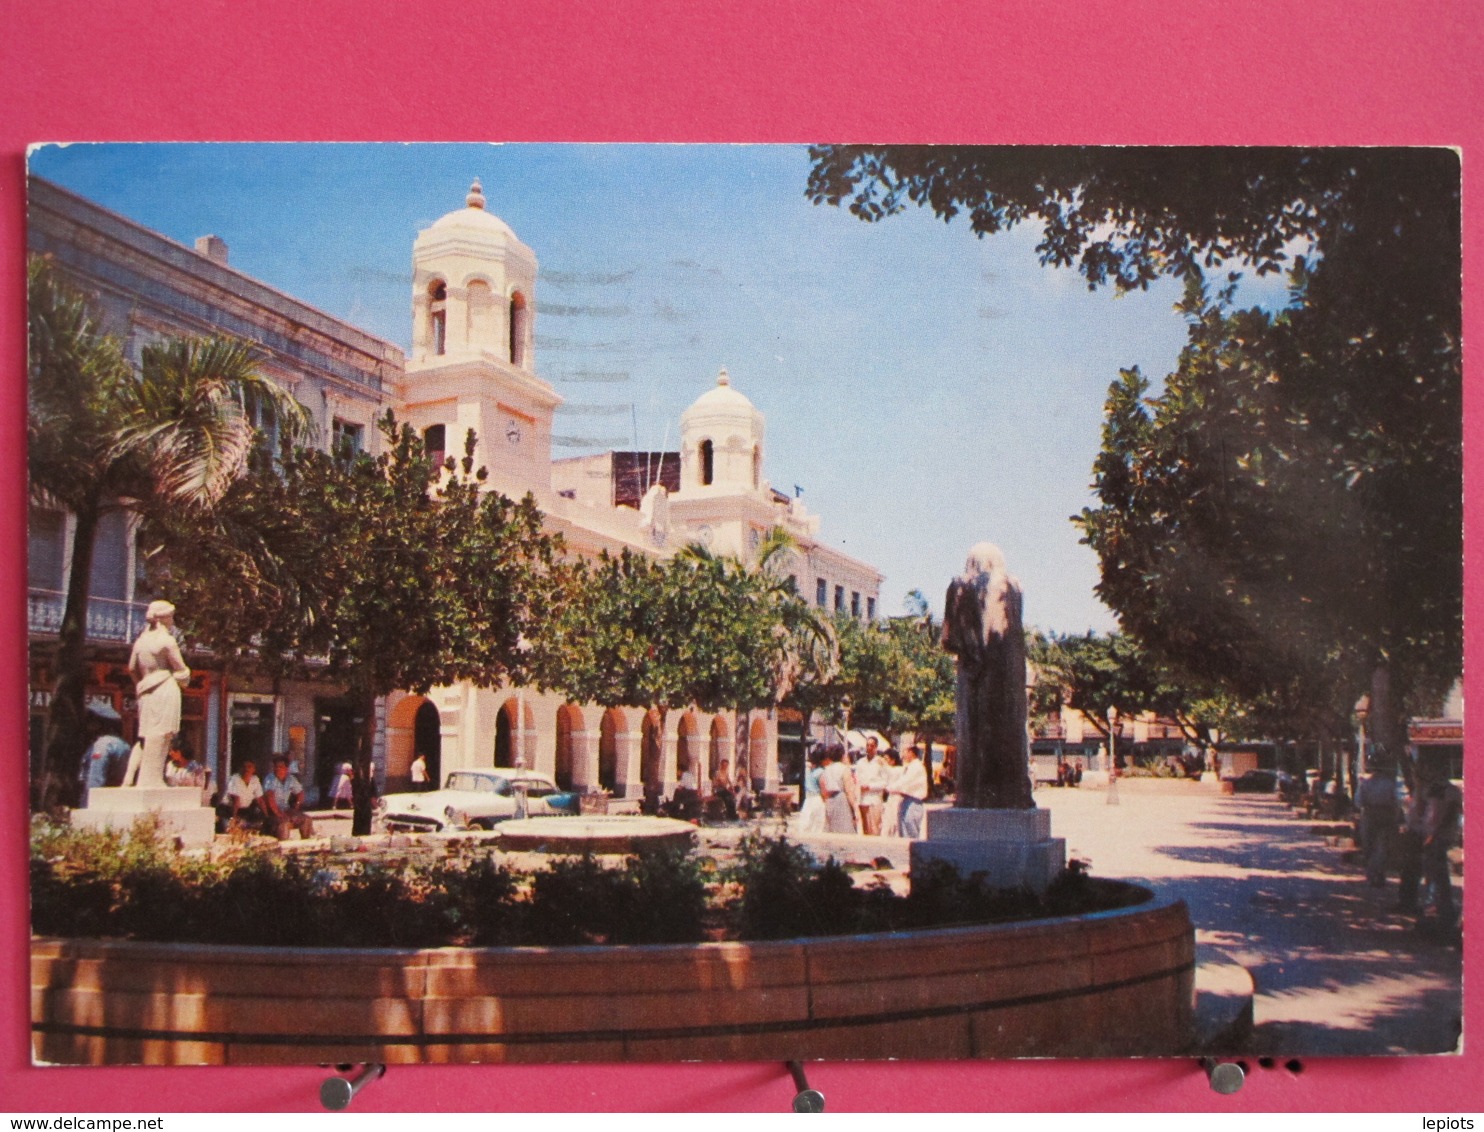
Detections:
443,772,511,795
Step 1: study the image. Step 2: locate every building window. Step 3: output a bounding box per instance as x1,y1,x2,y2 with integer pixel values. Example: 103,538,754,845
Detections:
816,578,827,608
332,418,364,456
28,508,65,591
699,439,714,486
867,596,876,621
509,291,528,367
89,508,129,601
133,538,156,603
423,424,446,468
429,280,447,356
752,444,760,489
851,591,861,618
243,385,291,466
834,585,844,612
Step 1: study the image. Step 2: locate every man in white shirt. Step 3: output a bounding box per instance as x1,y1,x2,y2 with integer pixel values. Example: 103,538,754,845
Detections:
893,746,930,839
262,755,316,840
411,752,431,791
218,759,265,833
854,738,888,836
672,764,702,821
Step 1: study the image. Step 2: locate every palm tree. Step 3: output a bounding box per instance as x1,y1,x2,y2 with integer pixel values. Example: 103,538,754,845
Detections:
748,528,839,790
28,257,311,808
752,527,838,705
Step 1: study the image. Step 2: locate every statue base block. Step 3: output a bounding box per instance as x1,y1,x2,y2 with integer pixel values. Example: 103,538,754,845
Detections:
72,787,216,848
910,807,1066,895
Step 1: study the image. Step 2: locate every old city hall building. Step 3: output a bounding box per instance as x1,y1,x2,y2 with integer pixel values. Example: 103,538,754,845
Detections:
27,175,883,806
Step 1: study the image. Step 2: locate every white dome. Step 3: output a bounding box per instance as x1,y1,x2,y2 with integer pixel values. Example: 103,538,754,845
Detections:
677,367,766,496
425,179,518,242
685,367,755,415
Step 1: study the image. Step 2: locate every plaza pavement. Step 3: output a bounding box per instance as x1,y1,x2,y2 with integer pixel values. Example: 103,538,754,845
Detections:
772,777,1463,1057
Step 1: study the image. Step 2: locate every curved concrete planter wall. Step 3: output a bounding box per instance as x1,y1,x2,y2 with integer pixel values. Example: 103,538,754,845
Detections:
32,892,1194,1065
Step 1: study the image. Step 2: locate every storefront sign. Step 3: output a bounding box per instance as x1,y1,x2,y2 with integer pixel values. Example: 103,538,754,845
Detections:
1409,720,1463,744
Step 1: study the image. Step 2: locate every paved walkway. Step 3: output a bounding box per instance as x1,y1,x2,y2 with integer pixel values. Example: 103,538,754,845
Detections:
774,778,1462,1056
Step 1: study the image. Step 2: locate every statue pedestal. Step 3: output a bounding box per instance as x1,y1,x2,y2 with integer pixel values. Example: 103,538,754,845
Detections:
909,807,1067,894
72,786,216,848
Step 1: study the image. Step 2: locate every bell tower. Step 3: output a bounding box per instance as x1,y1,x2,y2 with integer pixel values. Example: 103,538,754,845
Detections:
675,367,767,498
400,181,560,499
410,179,538,368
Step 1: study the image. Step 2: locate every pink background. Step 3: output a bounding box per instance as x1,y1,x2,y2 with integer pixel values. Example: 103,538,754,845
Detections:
1,0,1479,1111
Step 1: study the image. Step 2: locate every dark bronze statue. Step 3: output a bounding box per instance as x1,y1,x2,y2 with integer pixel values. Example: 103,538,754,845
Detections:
941,543,1034,809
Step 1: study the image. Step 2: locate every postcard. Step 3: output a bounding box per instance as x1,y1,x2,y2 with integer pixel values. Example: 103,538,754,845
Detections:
25,143,1462,1065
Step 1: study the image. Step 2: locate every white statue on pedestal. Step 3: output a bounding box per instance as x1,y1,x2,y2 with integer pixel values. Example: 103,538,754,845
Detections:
124,600,191,788
639,483,670,547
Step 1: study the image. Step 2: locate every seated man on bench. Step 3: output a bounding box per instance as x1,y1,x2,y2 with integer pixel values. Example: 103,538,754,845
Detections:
262,754,317,841
217,758,266,834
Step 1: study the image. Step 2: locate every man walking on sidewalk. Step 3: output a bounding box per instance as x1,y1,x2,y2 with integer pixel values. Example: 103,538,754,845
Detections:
1355,763,1400,887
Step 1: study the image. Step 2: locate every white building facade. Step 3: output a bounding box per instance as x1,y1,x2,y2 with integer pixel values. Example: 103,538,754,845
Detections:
28,176,883,807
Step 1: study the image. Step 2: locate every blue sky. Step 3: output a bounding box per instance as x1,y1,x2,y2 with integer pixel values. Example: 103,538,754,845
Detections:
28,142,1292,632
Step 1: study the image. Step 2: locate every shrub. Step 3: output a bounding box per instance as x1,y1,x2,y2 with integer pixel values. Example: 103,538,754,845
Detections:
616,844,707,944
323,861,448,948
29,820,1144,949
729,833,885,939
526,846,708,945
903,859,1041,929
526,853,625,944
194,852,325,946
30,817,212,940
425,856,522,946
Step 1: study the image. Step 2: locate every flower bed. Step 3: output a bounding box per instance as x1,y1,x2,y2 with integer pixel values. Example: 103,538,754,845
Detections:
30,820,1145,948
30,819,1195,1063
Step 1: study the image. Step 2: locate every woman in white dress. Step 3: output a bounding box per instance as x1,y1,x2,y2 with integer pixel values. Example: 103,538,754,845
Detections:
880,751,905,838
330,762,355,809
820,747,856,833
125,600,191,787
798,750,826,834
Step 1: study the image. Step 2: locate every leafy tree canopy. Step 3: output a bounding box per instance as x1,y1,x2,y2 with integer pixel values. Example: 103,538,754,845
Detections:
1028,631,1161,741
151,418,555,697
530,530,828,722
829,594,955,741
147,417,558,832
808,146,1461,755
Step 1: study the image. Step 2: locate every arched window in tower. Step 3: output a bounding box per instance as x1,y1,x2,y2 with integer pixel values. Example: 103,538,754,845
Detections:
466,280,494,349
699,439,714,486
509,291,528,367
423,424,446,469
752,444,761,489
428,280,448,356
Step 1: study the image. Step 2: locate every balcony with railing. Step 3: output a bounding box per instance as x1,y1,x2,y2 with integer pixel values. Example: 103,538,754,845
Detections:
28,589,151,644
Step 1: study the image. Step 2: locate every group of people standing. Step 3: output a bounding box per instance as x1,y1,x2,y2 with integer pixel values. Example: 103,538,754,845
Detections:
1355,761,1463,931
798,737,930,839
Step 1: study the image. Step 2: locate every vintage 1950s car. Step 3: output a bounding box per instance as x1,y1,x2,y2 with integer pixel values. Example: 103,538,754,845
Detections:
378,768,577,832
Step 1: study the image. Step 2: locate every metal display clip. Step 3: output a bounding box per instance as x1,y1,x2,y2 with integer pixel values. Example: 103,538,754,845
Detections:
1200,1058,1246,1095
320,1063,387,1110
786,1061,826,1112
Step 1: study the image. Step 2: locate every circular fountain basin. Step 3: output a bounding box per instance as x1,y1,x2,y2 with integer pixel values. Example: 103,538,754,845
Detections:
494,815,698,854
